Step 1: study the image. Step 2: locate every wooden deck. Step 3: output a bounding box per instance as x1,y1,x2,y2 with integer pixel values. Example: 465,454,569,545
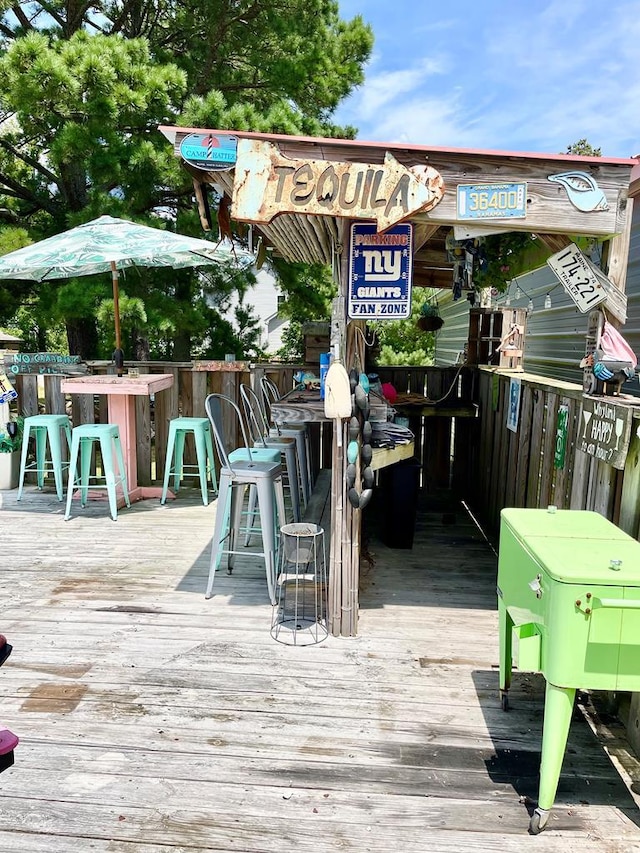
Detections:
1,481,640,852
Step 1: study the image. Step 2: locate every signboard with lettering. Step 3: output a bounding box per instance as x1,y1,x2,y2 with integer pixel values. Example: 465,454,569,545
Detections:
232,139,445,233
0,371,17,403
457,182,527,220
548,243,627,323
3,353,87,376
554,404,569,469
347,223,413,319
179,133,237,171
547,244,607,313
578,397,632,469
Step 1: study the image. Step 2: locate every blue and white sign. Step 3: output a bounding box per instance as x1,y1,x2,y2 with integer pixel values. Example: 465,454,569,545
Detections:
348,223,413,320
179,133,238,171
457,182,527,220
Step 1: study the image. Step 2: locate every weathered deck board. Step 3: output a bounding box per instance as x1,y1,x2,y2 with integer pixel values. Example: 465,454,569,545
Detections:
0,483,639,851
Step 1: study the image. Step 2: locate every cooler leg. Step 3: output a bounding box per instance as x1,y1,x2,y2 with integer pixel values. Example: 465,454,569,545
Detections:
531,681,576,834
498,598,513,710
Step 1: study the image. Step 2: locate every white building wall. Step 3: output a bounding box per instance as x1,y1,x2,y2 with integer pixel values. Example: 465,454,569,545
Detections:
226,266,287,353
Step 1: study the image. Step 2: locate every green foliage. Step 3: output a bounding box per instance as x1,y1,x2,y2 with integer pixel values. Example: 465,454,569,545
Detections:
0,415,24,453
372,291,437,366
473,232,550,293
566,139,602,157
276,320,304,362
0,0,373,359
269,259,336,321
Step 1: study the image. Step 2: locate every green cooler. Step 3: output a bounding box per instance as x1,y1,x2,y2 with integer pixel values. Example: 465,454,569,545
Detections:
498,507,640,833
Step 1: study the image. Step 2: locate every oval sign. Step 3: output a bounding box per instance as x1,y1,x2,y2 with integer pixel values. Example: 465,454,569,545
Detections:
179,133,237,171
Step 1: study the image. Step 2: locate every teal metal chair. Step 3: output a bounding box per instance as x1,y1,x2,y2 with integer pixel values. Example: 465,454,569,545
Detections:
17,414,73,502
204,393,286,603
64,423,130,521
161,416,217,506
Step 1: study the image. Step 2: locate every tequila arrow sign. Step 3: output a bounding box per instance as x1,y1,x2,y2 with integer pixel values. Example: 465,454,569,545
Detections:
232,139,445,232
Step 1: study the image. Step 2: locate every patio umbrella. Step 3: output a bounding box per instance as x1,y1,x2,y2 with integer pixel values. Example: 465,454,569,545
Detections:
0,215,254,366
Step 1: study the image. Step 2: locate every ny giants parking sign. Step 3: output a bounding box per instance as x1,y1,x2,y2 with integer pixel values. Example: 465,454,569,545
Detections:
348,223,413,320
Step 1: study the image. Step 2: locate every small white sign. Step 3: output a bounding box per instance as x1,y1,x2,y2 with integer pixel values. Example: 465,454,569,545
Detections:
546,243,607,313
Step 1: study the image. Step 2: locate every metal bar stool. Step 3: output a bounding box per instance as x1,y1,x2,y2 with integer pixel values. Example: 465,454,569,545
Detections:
261,375,314,502
64,423,130,521
161,416,217,506
271,522,328,646
240,383,302,524
17,414,72,501
204,394,286,604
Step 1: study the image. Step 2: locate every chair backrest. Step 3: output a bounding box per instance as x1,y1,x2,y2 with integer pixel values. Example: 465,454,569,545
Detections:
239,383,271,447
204,393,252,470
260,376,282,435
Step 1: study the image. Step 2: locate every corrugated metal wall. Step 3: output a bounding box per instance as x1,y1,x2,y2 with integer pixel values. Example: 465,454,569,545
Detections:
435,206,640,399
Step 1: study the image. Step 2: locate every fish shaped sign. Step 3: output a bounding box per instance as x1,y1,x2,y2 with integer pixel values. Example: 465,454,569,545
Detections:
232,139,445,232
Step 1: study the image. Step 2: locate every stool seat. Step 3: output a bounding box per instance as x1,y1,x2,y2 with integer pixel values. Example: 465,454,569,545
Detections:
18,414,72,501
64,423,130,521
161,417,217,506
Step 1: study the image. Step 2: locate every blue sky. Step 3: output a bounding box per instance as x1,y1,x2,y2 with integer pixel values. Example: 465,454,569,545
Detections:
334,0,640,158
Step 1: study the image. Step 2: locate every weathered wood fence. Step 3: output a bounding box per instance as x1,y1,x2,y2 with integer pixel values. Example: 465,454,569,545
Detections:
472,367,640,540
11,360,640,545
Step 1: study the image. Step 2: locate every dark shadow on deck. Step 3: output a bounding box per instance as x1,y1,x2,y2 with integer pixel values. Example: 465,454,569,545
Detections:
360,487,498,610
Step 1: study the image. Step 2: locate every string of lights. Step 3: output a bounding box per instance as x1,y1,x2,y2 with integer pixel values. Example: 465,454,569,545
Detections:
500,276,563,312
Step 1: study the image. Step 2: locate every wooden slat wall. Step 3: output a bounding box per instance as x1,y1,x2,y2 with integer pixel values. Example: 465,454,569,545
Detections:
471,368,639,538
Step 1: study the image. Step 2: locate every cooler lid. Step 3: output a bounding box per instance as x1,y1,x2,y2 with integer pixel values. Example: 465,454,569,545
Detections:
517,535,640,585
501,508,630,541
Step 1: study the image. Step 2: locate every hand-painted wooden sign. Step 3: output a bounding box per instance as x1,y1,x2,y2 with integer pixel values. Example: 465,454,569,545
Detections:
232,139,444,232
3,353,87,376
547,243,627,323
348,223,413,319
579,396,632,469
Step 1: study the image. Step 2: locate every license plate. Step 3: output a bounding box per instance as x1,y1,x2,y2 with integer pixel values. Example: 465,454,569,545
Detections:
457,182,527,219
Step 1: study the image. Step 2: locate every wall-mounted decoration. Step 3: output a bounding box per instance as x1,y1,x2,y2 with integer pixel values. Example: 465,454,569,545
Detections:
179,133,237,171
547,171,609,212
232,139,444,232
506,377,521,433
579,397,632,469
554,404,569,469
348,223,412,319
547,242,627,323
457,182,527,220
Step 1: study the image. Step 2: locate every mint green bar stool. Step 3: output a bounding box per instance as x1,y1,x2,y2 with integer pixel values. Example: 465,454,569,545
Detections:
17,414,72,501
64,423,130,521
161,417,218,506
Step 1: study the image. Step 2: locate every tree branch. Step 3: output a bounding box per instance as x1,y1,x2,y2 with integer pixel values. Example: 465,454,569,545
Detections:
0,171,59,216
0,137,60,186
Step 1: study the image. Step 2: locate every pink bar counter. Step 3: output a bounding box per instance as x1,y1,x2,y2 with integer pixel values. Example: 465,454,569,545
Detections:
61,373,174,504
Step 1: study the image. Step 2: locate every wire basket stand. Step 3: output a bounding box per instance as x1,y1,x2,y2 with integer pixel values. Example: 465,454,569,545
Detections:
271,523,328,646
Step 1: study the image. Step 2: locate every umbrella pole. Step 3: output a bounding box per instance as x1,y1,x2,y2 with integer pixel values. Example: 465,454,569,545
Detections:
111,262,124,376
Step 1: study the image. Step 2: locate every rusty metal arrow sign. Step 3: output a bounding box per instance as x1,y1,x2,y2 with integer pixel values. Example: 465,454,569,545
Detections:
232,139,445,232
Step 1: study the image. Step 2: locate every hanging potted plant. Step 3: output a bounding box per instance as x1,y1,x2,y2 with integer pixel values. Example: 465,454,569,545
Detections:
0,416,23,490
417,302,444,332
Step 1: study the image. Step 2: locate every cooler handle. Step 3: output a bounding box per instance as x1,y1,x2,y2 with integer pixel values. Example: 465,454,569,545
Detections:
593,597,640,610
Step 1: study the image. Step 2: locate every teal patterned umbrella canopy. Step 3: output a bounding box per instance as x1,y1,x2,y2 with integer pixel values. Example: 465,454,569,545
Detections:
0,215,254,354
0,215,252,281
